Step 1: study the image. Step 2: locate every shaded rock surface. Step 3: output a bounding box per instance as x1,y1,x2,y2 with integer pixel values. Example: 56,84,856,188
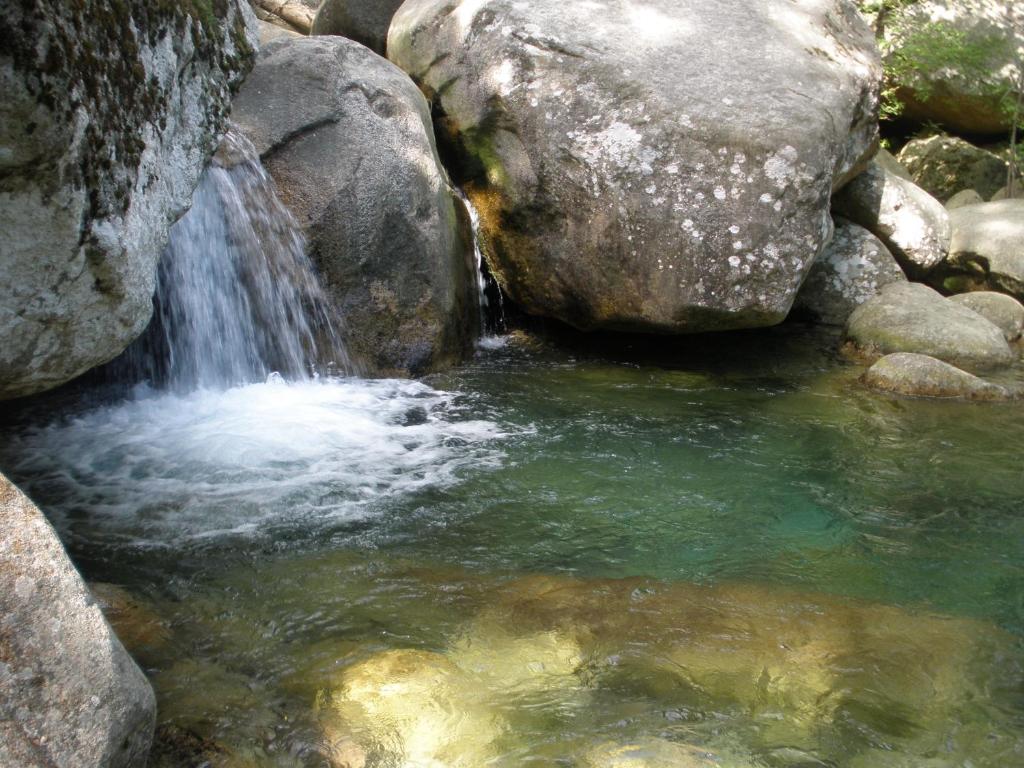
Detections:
230,36,478,376
0,473,156,767
932,200,1024,300
896,134,1009,202
832,160,951,275
793,218,906,326
883,0,1022,135
946,188,985,209
313,0,406,55
949,291,1024,341
844,281,1013,371
389,0,880,333
862,352,1012,400
0,0,258,401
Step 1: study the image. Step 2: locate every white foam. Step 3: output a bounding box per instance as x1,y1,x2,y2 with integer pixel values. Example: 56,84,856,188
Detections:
4,377,505,547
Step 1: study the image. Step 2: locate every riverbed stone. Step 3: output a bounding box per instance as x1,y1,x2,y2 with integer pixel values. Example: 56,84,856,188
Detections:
793,218,906,326
0,473,156,767
581,740,721,768
896,135,1009,202
861,352,1012,400
230,36,478,376
844,281,1013,371
0,0,258,401
312,0,406,55
949,291,1024,342
881,0,1022,135
832,160,951,275
931,200,1024,300
389,0,880,333
946,189,985,210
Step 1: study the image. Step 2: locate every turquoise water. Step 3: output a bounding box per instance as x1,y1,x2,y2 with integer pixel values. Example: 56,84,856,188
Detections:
2,325,1023,767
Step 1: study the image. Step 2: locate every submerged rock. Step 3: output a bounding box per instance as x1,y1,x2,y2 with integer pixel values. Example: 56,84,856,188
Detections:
581,739,721,768
312,0,406,55
230,36,478,376
949,291,1024,342
896,135,1009,202
832,160,951,275
0,0,257,400
861,352,1012,400
389,0,880,333
0,473,156,767
844,282,1013,371
932,200,1024,301
793,218,906,326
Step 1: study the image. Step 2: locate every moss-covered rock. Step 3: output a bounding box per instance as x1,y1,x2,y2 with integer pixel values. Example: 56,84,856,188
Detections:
896,135,1009,202
861,352,1013,400
0,0,257,401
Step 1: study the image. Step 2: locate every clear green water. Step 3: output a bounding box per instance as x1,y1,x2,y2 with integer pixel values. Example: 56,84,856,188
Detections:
2,325,1023,767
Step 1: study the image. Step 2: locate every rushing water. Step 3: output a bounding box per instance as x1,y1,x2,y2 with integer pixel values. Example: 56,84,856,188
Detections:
2,133,1023,767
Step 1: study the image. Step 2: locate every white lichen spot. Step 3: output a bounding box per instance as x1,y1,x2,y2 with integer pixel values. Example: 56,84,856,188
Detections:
764,145,799,190
729,255,742,267
713,186,727,200
728,225,740,234
665,163,679,175
759,193,774,204
732,240,743,250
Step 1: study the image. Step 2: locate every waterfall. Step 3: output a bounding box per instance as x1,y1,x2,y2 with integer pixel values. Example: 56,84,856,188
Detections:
120,128,348,390
455,189,506,340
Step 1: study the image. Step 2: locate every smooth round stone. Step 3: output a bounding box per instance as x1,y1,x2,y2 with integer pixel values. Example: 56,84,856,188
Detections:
949,291,1024,342
861,352,1013,401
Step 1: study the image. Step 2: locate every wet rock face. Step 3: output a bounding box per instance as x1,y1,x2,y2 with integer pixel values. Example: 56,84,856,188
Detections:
230,36,478,376
0,473,156,767
862,352,1013,400
389,0,880,333
0,0,258,401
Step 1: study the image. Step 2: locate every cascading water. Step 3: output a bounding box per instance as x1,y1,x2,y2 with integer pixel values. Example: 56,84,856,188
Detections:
0,129,504,549
456,189,507,343
120,129,349,390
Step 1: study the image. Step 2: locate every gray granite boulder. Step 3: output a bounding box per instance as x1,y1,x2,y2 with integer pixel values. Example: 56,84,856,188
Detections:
946,189,986,210
844,281,1014,371
793,219,906,326
949,291,1024,342
833,160,951,276
389,0,881,333
0,0,258,400
862,352,1012,400
313,0,406,55
896,135,1009,202
230,36,478,376
0,473,156,767
932,200,1024,300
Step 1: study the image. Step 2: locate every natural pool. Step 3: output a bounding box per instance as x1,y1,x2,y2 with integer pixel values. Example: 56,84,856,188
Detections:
1,325,1022,767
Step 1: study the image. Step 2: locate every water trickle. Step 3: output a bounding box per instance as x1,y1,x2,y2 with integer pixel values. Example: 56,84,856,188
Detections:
122,128,349,390
456,189,507,340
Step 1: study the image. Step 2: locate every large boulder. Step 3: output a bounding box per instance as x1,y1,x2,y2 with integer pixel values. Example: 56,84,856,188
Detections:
0,473,156,767
949,291,1024,342
230,36,478,376
861,352,1013,400
931,200,1024,300
832,160,951,275
389,0,881,333
793,218,906,326
881,0,1022,135
896,135,1009,202
844,281,1014,371
0,0,258,401
313,0,406,55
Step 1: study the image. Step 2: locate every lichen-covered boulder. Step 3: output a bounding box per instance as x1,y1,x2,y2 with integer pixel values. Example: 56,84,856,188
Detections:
931,200,1024,300
896,135,1009,202
312,0,406,55
882,0,1022,135
861,352,1012,400
230,36,477,376
793,218,906,326
844,281,1013,371
0,473,156,767
0,0,258,401
949,291,1024,342
832,160,951,275
389,0,880,333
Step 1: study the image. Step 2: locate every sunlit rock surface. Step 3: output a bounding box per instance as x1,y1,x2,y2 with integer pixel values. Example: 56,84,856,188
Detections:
931,200,1024,301
0,0,257,400
949,291,1024,342
862,352,1013,400
389,0,880,333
